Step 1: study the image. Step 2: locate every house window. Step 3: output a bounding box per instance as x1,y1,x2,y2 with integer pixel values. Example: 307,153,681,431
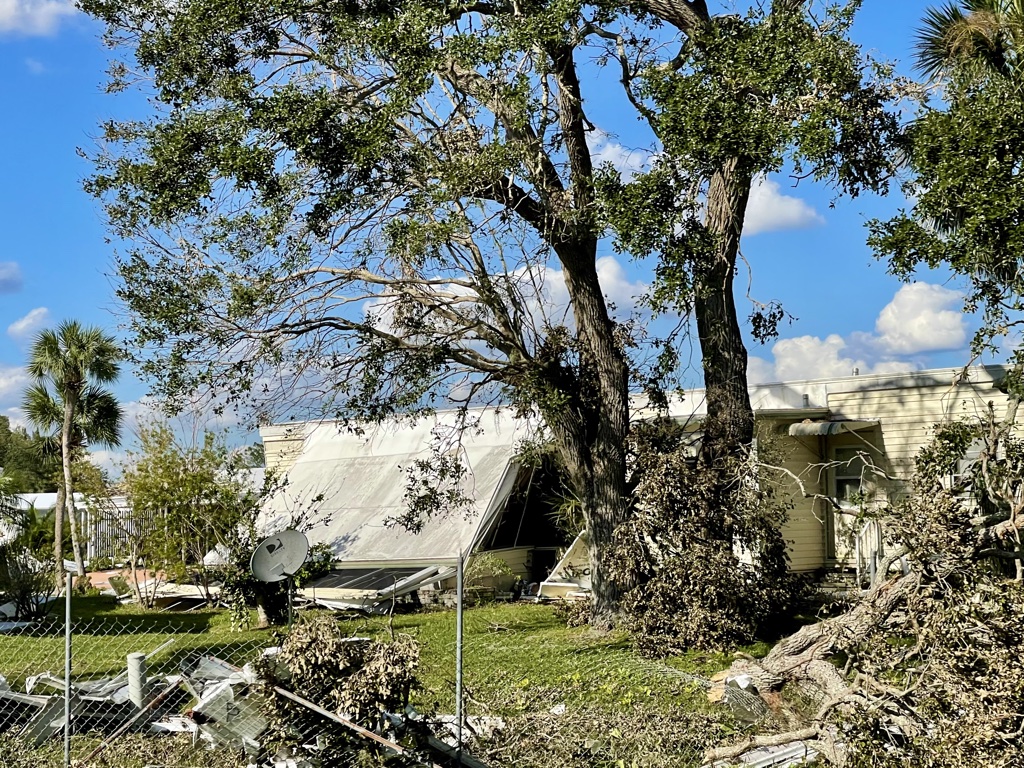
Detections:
826,446,868,562
833,446,867,507
949,440,984,499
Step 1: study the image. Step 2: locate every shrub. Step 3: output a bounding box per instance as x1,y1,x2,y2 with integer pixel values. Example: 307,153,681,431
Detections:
0,547,57,620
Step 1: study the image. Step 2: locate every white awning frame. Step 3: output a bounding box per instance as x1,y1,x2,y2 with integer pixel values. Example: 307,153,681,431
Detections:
788,420,879,437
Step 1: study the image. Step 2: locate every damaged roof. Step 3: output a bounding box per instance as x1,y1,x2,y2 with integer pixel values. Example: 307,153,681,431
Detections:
260,409,530,566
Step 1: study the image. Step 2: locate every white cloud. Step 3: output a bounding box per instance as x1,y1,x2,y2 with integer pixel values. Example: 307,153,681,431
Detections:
746,355,778,385
751,334,917,383
364,255,648,338
0,262,22,293
0,365,29,407
874,282,967,355
1,406,26,429
119,397,160,437
24,57,45,74
749,281,971,383
87,449,128,477
588,129,652,181
7,307,50,341
0,0,77,35
744,176,825,236
511,255,648,328
772,334,869,381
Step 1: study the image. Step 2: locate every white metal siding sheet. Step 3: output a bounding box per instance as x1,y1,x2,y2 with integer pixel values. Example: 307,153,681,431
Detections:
261,410,527,564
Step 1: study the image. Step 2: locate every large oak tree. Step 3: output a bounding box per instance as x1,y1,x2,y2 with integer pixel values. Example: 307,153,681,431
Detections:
83,0,899,622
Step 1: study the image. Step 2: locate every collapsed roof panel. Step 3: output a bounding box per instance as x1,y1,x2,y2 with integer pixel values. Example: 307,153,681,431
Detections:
260,409,530,566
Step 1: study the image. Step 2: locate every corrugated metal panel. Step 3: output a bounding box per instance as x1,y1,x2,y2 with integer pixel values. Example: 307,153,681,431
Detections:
788,420,878,437
260,409,529,565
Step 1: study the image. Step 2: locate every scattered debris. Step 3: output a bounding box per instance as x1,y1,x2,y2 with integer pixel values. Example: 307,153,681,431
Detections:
706,739,819,768
0,641,491,767
707,671,769,724
300,565,456,613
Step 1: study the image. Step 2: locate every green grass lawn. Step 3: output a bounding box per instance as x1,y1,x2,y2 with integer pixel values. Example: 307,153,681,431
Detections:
0,600,752,767
327,602,751,716
0,596,276,688
0,598,754,722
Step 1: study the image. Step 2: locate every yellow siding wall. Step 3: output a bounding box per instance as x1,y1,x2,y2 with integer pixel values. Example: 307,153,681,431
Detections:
828,377,1009,485
774,432,828,572
824,373,1016,567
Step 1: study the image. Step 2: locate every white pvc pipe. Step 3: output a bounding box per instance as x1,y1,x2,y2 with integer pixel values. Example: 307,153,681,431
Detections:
127,653,148,709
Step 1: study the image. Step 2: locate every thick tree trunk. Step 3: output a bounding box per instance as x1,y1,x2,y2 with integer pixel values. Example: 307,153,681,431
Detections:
549,241,631,627
697,157,756,467
692,158,756,548
543,42,632,627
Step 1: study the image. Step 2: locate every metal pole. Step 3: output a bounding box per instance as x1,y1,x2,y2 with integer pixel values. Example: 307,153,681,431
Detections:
455,550,464,766
64,572,72,768
287,577,294,629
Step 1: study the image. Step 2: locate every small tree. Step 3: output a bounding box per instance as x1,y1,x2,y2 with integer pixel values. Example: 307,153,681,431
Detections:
118,419,260,605
0,416,58,494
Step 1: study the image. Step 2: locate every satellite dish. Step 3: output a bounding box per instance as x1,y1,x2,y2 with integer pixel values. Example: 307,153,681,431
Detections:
250,530,309,583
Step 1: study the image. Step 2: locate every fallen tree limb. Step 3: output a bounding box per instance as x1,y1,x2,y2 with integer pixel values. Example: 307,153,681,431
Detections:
704,726,819,762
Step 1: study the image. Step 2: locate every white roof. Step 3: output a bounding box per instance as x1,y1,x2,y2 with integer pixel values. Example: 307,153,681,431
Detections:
13,492,85,511
261,408,529,565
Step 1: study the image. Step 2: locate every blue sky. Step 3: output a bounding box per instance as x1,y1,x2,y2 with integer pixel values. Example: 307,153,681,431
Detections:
0,1,994,469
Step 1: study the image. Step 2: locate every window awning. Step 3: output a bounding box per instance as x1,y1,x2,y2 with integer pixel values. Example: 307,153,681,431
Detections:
788,420,879,437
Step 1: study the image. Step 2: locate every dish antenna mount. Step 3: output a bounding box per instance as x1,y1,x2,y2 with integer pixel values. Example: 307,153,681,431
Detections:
250,530,309,626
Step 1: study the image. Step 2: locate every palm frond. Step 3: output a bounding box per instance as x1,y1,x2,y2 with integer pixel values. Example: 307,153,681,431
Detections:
78,386,124,449
916,0,1020,80
22,383,63,434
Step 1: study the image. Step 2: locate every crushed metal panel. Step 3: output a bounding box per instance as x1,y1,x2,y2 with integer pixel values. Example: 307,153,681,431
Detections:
788,420,879,437
539,532,590,597
261,409,531,563
708,740,819,768
379,565,453,598
305,567,424,592
22,696,81,746
301,565,457,612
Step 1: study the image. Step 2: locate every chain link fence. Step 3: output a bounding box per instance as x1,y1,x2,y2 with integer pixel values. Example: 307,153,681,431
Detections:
446,600,741,768
0,596,277,768
0,581,757,768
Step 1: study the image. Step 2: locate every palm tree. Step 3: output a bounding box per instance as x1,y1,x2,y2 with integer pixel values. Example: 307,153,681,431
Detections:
23,321,123,585
917,0,1024,81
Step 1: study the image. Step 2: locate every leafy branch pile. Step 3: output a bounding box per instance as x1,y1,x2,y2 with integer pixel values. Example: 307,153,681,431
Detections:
611,420,801,653
707,402,1024,767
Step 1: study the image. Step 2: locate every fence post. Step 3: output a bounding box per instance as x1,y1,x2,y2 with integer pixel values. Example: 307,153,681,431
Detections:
64,572,72,768
455,550,464,766
127,653,148,708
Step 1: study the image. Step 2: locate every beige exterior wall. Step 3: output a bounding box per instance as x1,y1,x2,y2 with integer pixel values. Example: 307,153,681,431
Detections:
771,428,828,572
260,422,312,474
755,367,1017,573
820,367,1017,568
827,373,1007,486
